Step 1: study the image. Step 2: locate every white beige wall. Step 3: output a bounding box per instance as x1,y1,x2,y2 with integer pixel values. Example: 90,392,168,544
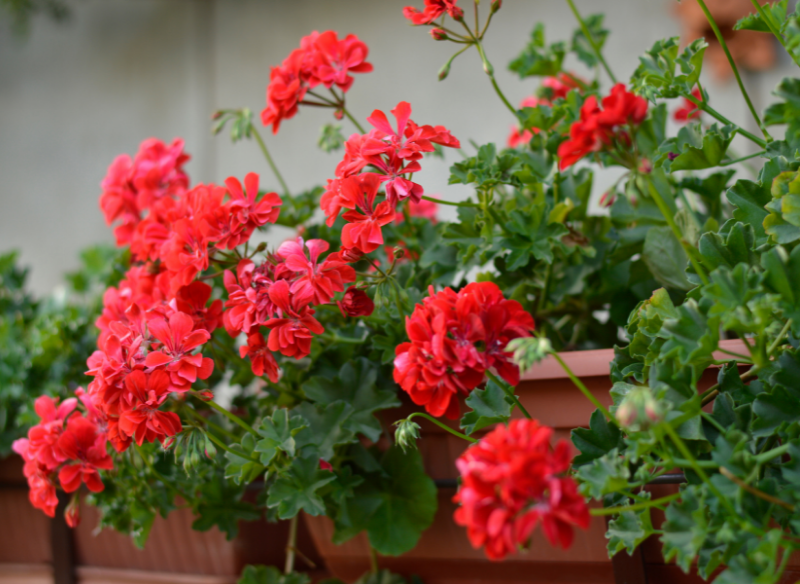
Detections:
0,0,789,293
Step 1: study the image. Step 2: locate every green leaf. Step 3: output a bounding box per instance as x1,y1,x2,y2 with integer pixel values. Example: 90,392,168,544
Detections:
303,359,400,442
318,123,345,153
753,350,800,436
698,221,759,274
642,226,692,290
734,0,787,32
763,77,800,148
508,23,566,78
679,170,735,222
255,409,307,466
335,447,437,556
765,170,800,244
192,476,259,539
607,508,655,556
658,123,734,172
631,37,706,100
577,449,631,499
293,401,356,461
661,487,708,573
572,409,622,466
658,299,720,366
449,143,523,188
460,379,512,435
238,565,310,584
266,454,337,518
224,433,265,485
571,14,608,68
500,204,569,269
353,571,410,584
726,180,772,246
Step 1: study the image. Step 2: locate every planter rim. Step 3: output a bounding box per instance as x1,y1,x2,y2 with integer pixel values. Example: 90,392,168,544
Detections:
521,338,748,381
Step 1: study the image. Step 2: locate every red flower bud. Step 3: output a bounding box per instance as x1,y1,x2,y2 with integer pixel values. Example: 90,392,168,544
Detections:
491,0,502,13
319,459,333,472
65,495,81,528
638,158,652,174
598,191,616,208
430,28,448,41
340,247,364,263
337,287,375,317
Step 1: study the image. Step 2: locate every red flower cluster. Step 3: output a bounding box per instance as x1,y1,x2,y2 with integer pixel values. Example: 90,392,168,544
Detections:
223,237,356,374
507,74,584,148
674,88,702,123
453,419,590,560
99,138,190,247
12,394,113,521
393,282,534,419
557,83,648,170
403,0,463,25
261,31,373,133
321,101,459,254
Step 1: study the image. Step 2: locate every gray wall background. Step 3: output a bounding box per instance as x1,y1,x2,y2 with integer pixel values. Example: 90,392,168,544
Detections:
0,0,791,294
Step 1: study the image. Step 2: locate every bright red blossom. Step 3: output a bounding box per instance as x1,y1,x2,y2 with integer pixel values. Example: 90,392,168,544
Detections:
261,31,373,133
403,0,463,24
337,287,375,317
393,282,534,419
557,84,648,170
453,419,590,560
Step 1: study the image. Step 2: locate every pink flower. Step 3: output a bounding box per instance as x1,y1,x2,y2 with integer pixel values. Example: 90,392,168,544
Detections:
225,173,283,247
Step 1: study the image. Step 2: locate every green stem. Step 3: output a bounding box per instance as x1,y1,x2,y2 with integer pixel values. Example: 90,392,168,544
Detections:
695,0,771,141
252,127,291,197
205,430,261,464
285,515,298,574
717,348,753,361
748,0,795,63
552,353,615,422
189,390,260,438
183,405,239,441
755,443,791,464
368,544,379,574
422,194,478,207
342,106,366,134
485,370,532,420
406,412,478,443
321,332,366,344
645,178,710,286
768,319,793,356
591,493,681,516
683,92,767,148
564,0,617,84
470,38,517,117
719,150,766,166
662,423,738,517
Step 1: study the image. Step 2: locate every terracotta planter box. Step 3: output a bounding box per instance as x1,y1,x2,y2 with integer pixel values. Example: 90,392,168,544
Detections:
0,455,323,584
305,341,769,584
0,456,54,584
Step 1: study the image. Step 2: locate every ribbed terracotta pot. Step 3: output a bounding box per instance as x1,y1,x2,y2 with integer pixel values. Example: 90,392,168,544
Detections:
0,455,53,584
72,498,322,584
304,340,759,584
0,454,323,584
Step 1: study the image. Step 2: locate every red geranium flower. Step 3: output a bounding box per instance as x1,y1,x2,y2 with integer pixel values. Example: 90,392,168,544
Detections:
337,286,375,317
403,0,463,25
340,174,396,254
239,332,280,382
264,280,325,359
117,370,182,447
277,237,356,305
56,415,114,493
453,419,590,560
145,311,214,391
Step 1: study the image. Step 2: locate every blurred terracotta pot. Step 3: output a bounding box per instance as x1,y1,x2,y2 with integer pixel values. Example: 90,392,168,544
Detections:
674,0,776,80
0,456,53,583
0,454,322,584
304,341,751,584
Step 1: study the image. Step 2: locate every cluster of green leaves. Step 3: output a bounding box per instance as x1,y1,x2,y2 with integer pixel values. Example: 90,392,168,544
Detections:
571,141,800,581
0,246,125,455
